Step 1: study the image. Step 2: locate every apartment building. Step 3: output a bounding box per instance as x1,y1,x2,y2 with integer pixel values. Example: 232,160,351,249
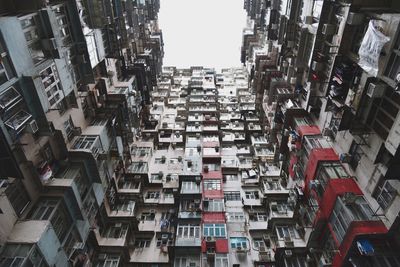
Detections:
0,0,163,266
1,0,400,266
242,0,400,266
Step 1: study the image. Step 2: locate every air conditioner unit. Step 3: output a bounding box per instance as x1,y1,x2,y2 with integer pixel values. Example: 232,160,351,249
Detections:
27,119,39,133
339,153,352,163
270,202,278,211
322,24,337,35
194,199,201,204
41,38,57,50
284,236,292,242
203,166,209,173
347,12,365,26
271,24,279,30
366,82,385,98
312,61,324,71
161,234,169,240
305,16,313,24
205,236,215,243
98,254,107,260
319,254,332,266
115,223,122,227
149,209,156,214
284,250,293,257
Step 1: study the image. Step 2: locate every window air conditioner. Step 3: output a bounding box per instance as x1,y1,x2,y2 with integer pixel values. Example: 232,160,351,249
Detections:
322,24,337,35
98,254,107,260
284,250,293,256
28,119,39,133
366,82,385,98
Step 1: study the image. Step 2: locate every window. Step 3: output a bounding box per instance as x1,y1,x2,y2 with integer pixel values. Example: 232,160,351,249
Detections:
174,258,199,267
5,179,30,216
315,163,349,197
384,31,400,81
40,64,64,108
215,254,229,267
64,116,75,141
96,254,120,267
121,180,140,190
156,236,173,247
284,257,307,267
230,237,248,249
365,85,400,140
204,179,221,190
141,211,155,221
249,212,268,222
177,224,200,239
134,239,151,248
82,192,97,222
146,191,160,199
72,135,97,149
181,181,200,191
264,180,282,190
203,224,226,238
63,229,79,258
224,191,241,201
276,225,299,239
115,200,135,213
0,87,21,110
224,174,238,181
30,199,71,242
0,244,47,267
0,41,16,86
103,224,128,239
253,238,266,250
374,180,398,210
227,212,245,222
245,191,260,199
348,140,363,170
151,173,163,181
203,199,224,212
330,197,376,244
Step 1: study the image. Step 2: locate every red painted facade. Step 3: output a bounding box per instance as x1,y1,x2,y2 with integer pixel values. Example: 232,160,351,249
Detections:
201,238,229,253
202,212,225,223
297,125,321,138
332,221,388,267
304,148,338,195
203,189,224,199
202,171,223,180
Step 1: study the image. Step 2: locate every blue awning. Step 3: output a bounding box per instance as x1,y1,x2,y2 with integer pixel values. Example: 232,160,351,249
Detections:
357,239,374,256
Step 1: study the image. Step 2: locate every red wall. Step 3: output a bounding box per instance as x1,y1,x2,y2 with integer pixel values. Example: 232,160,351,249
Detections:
304,148,338,196
297,125,321,138
201,238,229,253
332,221,388,267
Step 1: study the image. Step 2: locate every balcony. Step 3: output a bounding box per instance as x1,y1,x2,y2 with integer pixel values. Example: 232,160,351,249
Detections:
70,135,103,159
175,225,201,246
181,181,202,194
94,224,128,247
178,200,202,219
269,202,294,219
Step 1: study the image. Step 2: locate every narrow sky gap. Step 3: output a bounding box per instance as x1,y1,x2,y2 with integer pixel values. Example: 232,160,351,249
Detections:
158,0,247,70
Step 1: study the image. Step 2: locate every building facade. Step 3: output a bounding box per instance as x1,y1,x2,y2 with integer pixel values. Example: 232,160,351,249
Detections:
1,0,400,267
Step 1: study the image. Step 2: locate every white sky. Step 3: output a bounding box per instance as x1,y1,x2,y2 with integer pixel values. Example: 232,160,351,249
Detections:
158,0,247,70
